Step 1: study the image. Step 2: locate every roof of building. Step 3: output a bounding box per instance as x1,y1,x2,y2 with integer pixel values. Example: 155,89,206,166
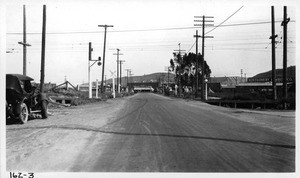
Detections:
237,82,284,87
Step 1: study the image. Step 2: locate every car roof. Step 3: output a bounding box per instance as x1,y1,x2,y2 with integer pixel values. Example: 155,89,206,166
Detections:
6,74,34,81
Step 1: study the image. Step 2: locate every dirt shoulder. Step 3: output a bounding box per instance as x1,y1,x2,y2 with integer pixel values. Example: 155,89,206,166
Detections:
174,96,295,137
6,96,132,171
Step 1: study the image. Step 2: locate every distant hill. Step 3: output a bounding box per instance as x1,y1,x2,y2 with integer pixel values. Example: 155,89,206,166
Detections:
106,72,175,85
87,66,296,86
252,65,295,80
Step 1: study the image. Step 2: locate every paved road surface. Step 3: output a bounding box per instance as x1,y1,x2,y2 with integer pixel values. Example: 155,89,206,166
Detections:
77,93,295,172
6,93,295,172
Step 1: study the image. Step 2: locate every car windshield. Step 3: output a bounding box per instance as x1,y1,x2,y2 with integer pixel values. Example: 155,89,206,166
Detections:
19,80,24,89
23,80,33,93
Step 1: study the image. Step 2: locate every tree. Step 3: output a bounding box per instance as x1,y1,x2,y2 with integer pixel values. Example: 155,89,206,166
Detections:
170,52,211,95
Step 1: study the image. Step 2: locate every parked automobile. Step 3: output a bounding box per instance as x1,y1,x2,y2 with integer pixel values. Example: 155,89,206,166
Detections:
6,74,48,124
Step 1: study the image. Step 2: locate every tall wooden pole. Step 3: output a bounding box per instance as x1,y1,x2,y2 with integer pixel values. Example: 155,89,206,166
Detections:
18,5,31,75
282,6,289,108
101,26,107,93
40,5,46,92
194,15,214,100
282,7,287,99
201,16,205,100
23,5,27,75
119,60,125,91
88,42,92,98
113,48,123,93
195,30,199,98
98,24,113,93
271,6,277,100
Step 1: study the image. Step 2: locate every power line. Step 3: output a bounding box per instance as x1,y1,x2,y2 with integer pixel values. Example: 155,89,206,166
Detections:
187,6,244,53
205,6,244,35
6,26,209,35
6,20,295,35
8,35,282,47
8,39,294,50
208,47,295,51
7,44,295,54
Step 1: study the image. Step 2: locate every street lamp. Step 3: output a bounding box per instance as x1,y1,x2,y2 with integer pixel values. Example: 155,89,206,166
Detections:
205,78,208,100
109,70,116,98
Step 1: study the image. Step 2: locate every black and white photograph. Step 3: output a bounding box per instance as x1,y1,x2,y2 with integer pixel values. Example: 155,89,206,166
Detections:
0,0,298,178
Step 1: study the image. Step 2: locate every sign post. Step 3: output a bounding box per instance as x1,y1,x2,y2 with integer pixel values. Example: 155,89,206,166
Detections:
96,79,98,98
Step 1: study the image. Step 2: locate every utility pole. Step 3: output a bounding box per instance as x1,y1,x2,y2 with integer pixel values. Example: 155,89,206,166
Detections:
270,6,278,100
173,43,186,96
98,24,113,93
195,15,214,100
40,5,46,92
119,60,125,92
194,30,201,98
88,42,93,98
18,5,31,76
113,48,123,93
173,43,186,56
281,6,290,108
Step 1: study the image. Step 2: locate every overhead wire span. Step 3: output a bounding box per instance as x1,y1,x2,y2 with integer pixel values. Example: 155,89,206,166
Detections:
205,6,244,35
6,20,295,35
187,5,244,53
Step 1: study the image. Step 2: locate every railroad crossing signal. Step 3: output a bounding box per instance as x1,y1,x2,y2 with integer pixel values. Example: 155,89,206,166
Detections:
97,57,102,66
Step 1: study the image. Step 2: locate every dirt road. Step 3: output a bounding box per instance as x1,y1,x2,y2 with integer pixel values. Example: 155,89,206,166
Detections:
6,93,295,172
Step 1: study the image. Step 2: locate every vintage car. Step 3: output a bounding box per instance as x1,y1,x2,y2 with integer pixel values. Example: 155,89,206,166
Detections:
6,74,48,124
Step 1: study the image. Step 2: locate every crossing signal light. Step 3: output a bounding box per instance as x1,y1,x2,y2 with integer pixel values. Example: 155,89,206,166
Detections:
97,57,102,66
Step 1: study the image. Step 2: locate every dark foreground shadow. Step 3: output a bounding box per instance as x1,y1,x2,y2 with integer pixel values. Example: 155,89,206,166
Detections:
6,115,45,125
7,125,295,149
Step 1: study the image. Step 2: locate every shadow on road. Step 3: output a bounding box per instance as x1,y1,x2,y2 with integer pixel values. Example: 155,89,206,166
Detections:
97,130,295,149
7,125,295,149
6,115,45,125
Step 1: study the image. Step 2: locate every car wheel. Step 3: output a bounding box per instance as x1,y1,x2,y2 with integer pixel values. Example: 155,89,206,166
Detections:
19,102,29,124
41,100,48,119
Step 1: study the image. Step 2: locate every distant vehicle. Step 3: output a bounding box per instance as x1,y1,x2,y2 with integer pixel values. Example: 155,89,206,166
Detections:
6,74,48,124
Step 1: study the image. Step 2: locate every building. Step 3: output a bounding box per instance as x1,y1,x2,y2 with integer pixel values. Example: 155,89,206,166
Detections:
236,82,295,96
209,76,245,87
34,82,56,91
78,82,101,92
128,82,159,93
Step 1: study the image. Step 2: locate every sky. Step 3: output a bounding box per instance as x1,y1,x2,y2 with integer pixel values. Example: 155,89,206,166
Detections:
4,0,297,86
